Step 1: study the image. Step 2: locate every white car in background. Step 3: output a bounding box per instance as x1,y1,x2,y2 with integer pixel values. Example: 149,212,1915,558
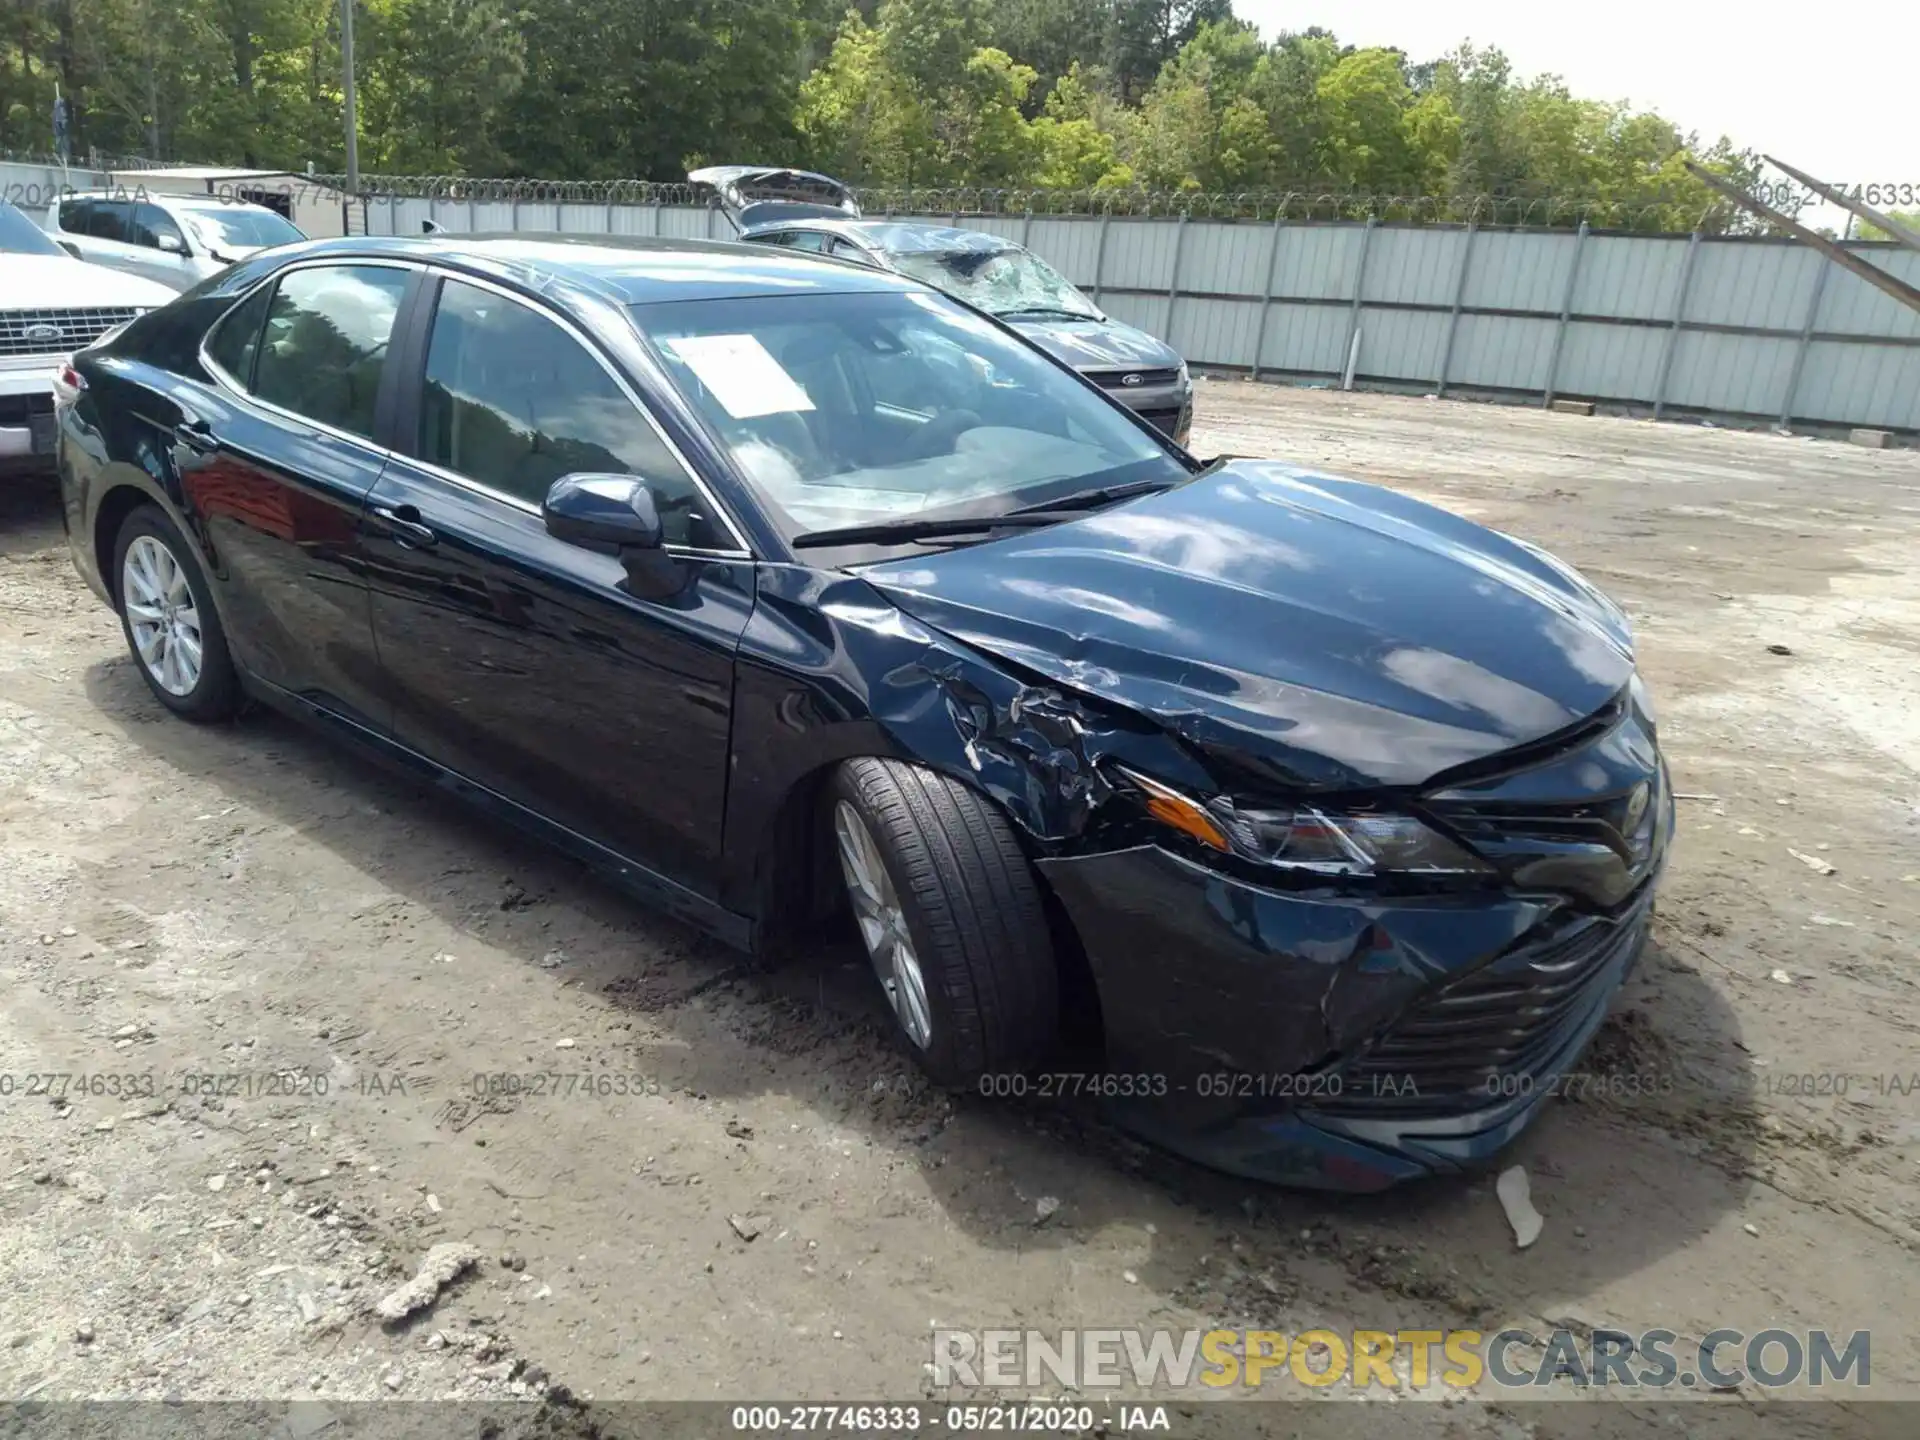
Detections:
44,190,305,292
0,202,174,472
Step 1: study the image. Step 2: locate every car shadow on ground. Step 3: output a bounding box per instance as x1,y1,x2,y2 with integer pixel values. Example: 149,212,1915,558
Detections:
0,470,65,557
82,649,1762,1324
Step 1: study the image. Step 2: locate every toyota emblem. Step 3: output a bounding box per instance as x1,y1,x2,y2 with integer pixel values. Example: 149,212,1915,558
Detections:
24,323,63,344
1121,372,1144,387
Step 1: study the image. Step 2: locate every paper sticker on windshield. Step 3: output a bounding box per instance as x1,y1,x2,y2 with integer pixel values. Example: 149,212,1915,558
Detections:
661,334,815,419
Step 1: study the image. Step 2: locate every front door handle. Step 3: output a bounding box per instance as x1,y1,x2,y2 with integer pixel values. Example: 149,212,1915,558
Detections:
372,503,437,549
172,417,218,454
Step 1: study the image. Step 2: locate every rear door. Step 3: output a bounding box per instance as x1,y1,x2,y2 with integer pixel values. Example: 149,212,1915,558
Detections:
168,259,416,729
363,272,755,892
76,198,147,277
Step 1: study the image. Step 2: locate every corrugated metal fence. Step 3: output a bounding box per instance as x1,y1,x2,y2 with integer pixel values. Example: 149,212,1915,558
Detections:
6,159,1916,434
362,194,1920,434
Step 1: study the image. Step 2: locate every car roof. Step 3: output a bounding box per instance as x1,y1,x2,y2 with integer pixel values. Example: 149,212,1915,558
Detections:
257,233,933,306
63,189,279,213
745,218,1020,255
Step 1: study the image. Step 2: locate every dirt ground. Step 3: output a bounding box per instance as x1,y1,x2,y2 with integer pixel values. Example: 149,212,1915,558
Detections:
3,383,1917,1438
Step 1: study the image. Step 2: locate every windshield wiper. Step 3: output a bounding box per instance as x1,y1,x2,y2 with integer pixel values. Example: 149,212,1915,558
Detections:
996,306,1096,321
1004,458,1224,518
1003,477,1176,516
790,511,1078,550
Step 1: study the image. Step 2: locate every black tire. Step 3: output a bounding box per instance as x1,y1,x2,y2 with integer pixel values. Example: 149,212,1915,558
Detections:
111,505,240,722
830,757,1059,1087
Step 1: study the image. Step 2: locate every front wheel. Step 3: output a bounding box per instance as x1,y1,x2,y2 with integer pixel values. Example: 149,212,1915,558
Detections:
112,505,240,722
830,758,1060,1087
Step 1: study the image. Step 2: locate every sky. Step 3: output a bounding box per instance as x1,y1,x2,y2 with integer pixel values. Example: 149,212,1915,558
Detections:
1237,1,1919,215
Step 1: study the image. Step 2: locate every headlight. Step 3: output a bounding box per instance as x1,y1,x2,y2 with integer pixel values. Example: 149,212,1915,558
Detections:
1629,670,1657,728
1176,361,1191,390
1118,768,1491,877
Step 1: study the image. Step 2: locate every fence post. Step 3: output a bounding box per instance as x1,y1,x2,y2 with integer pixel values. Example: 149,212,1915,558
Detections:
1340,217,1378,388
1021,207,1033,248
1162,210,1189,345
605,198,615,236
650,201,662,237
388,193,397,235
509,196,519,232
1542,221,1589,407
1249,209,1285,382
1435,222,1477,397
1779,251,1833,430
427,195,437,233
467,195,476,232
1652,229,1702,420
1091,211,1111,304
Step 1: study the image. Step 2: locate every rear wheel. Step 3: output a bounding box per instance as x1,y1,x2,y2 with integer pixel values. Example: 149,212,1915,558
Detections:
112,505,239,722
830,758,1059,1087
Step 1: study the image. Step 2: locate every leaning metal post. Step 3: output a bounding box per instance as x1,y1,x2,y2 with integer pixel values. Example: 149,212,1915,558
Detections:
1542,221,1589,407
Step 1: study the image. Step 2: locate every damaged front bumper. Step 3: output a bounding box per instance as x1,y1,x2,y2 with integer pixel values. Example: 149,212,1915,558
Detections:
1036,845,1656,1191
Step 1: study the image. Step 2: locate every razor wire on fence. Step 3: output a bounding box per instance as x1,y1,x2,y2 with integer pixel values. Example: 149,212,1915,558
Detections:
309,173,1757,233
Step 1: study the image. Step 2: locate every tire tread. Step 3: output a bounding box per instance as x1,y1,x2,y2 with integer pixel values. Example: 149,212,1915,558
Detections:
835,758,1058,1084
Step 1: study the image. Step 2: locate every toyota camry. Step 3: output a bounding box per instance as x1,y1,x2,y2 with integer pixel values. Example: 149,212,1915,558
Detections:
56,234,1672,1191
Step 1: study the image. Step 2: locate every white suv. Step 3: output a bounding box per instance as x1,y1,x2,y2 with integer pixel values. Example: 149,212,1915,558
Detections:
46,190,305,292
0,203,174,471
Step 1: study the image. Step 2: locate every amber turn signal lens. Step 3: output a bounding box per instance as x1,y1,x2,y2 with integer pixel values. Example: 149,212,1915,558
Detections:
1122,769,1231,853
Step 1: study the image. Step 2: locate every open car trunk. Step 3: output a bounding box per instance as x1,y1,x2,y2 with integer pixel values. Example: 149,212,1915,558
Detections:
688,166,862,232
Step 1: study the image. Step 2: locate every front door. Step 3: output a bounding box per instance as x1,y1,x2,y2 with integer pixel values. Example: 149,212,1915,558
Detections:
362,272,753,892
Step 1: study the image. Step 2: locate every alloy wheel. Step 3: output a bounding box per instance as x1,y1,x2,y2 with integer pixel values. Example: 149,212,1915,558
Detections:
122,534,203,697
833,800,934,1050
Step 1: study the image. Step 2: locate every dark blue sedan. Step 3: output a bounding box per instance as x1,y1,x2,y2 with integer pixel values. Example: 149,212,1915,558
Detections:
56,234,1672,1191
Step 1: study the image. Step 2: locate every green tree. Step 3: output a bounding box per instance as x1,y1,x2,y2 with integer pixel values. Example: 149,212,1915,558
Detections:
1028,62,1131,187
1313,47,1455,193
358,0,522,173
1856,209,1920,243
796,9,934,184
1107,0,1232,103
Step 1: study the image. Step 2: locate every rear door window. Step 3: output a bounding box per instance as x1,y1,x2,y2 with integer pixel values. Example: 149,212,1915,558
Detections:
86,200,131,243
205,285,274,388
249,264,410,439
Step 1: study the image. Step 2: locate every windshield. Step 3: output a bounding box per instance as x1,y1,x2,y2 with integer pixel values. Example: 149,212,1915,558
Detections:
0,202,64,257
181,206,304,252
887,245,1101,321
633,289,1182,557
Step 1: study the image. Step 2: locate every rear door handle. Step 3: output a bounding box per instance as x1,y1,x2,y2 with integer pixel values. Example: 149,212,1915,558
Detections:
372,503,437,549
173,417,219,454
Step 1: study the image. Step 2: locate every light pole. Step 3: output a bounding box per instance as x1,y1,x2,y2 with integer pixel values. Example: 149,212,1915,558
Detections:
341,0,359,199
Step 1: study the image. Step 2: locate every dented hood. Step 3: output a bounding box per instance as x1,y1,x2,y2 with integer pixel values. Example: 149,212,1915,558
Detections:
860,462,1635,791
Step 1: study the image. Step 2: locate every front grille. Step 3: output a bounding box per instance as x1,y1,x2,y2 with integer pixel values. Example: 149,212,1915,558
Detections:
0,307,141,359
1088,367,1182,391
1133,406,1184,436
1316,896,1650,1118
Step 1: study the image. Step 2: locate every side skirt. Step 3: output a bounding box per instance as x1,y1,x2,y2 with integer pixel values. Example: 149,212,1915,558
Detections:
241,676,757,953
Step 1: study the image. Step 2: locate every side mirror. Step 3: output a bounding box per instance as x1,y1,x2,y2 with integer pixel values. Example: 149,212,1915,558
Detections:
422,219,445,235
542,473,663,550
157,232,187,255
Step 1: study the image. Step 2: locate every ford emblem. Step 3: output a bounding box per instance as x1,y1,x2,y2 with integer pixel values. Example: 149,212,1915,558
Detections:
1121,372,1144,387
24,323,63,344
